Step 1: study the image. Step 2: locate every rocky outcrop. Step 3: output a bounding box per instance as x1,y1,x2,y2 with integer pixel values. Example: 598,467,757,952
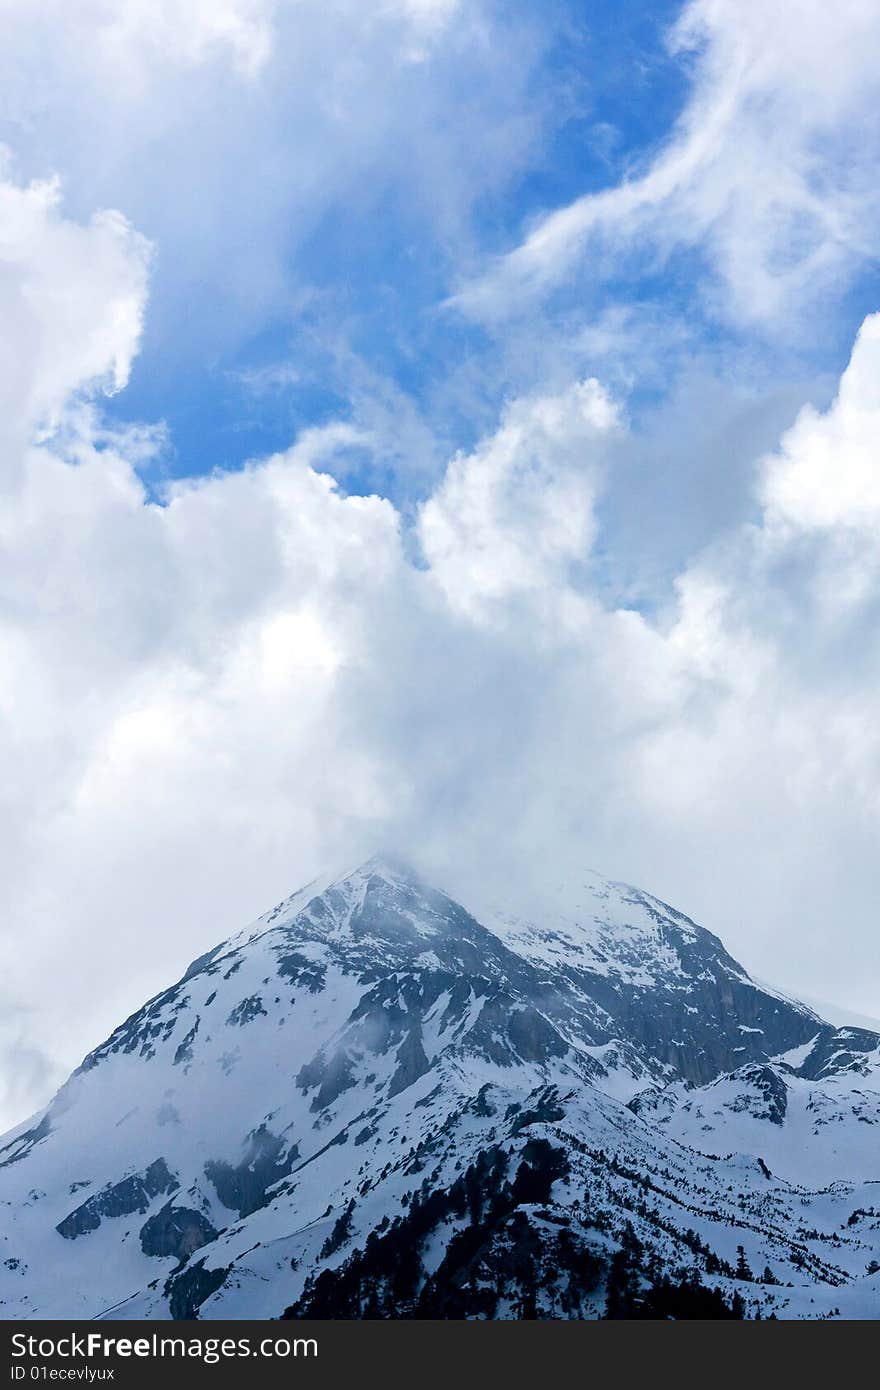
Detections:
56,1158,177,1239
165,1259,229,1319
204,1127,299,1218
139,1202,218,1262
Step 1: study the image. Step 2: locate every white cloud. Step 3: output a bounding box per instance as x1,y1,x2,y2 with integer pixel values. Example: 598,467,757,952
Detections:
3,3,880,1138
0,167,150,469
761,314,880,533
419,379,618,617
0,0,544,372
4,275,880,1136
0,0,461,92
455,0,880,331
0,0,277,84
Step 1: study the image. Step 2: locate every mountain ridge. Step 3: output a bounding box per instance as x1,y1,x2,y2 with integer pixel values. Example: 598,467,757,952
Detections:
1,855,878,1320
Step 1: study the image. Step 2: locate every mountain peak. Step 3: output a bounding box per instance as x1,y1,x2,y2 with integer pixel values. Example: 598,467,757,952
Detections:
3,856,878,1321
354,850,421,881
326,851,426,898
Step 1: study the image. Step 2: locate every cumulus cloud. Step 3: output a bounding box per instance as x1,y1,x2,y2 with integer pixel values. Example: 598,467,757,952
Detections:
419,379,618,616
0,168,150,466
761,315,880,533
455,0,880,330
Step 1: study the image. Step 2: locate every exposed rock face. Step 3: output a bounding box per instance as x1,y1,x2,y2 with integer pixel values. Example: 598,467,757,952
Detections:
204,1127,299,1218
173,1019,200,1068
56,1160,178,1240
165,1259,229,1320
387,1026,431,1098
478,885,821,1086
226,995,266,1027
1,856,878,1321
797,1027,880,1080
139,1203,218,1261
0,1114,51,1171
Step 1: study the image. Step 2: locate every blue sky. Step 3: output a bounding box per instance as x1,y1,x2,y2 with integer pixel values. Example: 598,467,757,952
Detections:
76,0,878,595
2,0,880,1128
95,0,691,487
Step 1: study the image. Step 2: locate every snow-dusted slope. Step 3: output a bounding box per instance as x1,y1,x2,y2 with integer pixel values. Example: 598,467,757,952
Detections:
632,1032,880,1185
1,857,878,1321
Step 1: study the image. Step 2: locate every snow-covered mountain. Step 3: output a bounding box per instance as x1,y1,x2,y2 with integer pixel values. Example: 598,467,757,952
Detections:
1,856,878,1320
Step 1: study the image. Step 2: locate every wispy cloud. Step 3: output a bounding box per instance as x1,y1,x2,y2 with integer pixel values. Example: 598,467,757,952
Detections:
454,1,880,332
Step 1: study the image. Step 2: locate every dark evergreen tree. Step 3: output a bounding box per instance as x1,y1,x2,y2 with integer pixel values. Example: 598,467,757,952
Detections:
319,1198,356,1260
735,1245,753,1281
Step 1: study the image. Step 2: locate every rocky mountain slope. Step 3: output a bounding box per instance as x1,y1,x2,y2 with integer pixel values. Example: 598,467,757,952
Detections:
1,856,878,1320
